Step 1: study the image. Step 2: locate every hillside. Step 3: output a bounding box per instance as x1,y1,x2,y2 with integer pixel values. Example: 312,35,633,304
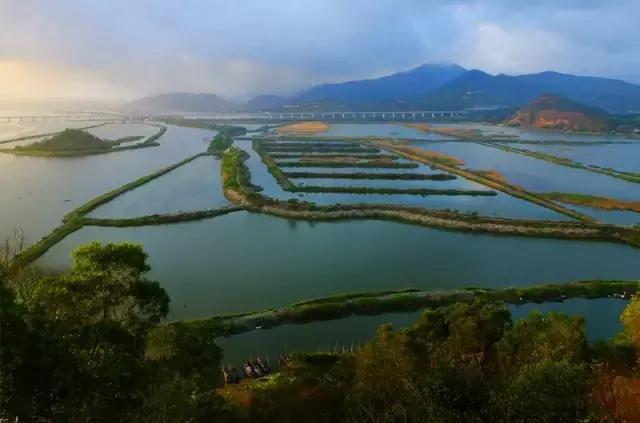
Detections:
124,92,238,113
20,129,111,151
504,94,615,132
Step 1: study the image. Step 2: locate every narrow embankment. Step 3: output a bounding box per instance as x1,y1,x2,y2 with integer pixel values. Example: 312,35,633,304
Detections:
0,122,112,145
477,141,640,184
15,152,211,267
175,280,640,338
376,141,597,223
221,148,640,248
78,207,244,228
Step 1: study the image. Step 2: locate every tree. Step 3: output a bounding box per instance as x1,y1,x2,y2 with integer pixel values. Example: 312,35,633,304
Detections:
494,359,591,423
621,293,640,349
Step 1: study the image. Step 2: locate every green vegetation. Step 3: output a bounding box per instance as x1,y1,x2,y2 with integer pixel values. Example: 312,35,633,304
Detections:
542,192,640,213
13,153,209,267
221,297,640,422
277,161,419,168
284,171,457,180
64,153,208,222
288,185,497,196
478,141,640,184
269,153,397,159
78,207,244,228
0,124,168,157
181,280,639,338
0,122,111,145
1,241,232,421
3,240,640,421
208,125,246,156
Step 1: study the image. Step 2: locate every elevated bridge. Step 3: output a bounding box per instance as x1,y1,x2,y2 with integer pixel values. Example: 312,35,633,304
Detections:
178,110,466,121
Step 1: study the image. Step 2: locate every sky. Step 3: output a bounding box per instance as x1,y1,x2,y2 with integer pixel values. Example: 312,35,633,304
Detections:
0,0,638,103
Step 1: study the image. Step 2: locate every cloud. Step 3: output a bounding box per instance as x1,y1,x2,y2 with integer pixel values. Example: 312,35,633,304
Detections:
0,0,638,102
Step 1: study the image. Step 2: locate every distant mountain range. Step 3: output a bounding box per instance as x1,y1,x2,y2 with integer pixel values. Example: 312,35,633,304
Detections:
124,64,640,113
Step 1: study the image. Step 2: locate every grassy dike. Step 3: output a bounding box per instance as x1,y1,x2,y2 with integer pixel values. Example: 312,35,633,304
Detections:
78,207,244,227
14,152,211,267
376,141,598,223
174,280,640,338
220,147,640,248
477,141,640,184
252,141,488,196
283,171,457,180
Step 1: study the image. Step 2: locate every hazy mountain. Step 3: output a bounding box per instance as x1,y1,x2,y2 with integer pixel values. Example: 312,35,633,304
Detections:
124,92,238,113
504,94,615,132
293,63,466,105
245,95,288,111
419,70,640,112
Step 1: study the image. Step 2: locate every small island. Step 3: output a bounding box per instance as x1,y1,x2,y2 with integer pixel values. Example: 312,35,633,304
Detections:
0,125,166,157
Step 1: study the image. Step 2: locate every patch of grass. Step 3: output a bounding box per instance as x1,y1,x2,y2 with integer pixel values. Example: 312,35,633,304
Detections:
542,192,640,213
283,171,456,180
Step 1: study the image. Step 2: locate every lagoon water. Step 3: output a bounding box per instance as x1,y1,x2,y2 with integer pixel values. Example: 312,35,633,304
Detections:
3,121,640,364
38,211,640,321
217,297,628,364
238,140,570,220
416,141,640,203
0,124,216,244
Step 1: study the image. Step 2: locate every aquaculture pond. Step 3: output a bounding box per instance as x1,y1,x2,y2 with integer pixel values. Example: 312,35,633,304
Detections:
0,119,112,142
413,141,640,202
89,155,229,218
38,211,640,320
515,142,640,174
429,122,640,143
238,141,571,220
86,122,159,140
217,297,627,364
0,124,216,244
321,123,456,140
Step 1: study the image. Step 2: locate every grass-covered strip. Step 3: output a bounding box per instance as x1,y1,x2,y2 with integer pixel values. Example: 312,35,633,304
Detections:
377,140,597,223
261,141,357,148
225,145,640,247
284,171,456,180
64,153,208,222
78,207,244,227
0,122,111,145
269,153,398,159
252,141,295,189
477,141,640,184
12,222,83,269
542,192,640,213
177,280,639,338
287,185,497,196
277,161,419,169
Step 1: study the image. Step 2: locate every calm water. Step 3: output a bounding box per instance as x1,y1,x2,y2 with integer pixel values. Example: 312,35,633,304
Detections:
0,119,112,142
238,141,570,220
87,122,159,140
430,122,640,143
38,212,640,320
217,297,627,364
89,156,229,218
416,142,640,202
517,142,640,173
323,123,455,140
0,124,215,244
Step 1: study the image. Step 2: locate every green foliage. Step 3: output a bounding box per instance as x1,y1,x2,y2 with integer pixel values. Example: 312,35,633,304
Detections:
16,129,111,152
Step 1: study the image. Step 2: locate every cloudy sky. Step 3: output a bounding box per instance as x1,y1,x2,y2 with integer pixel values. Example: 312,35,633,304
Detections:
1,0,638,102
